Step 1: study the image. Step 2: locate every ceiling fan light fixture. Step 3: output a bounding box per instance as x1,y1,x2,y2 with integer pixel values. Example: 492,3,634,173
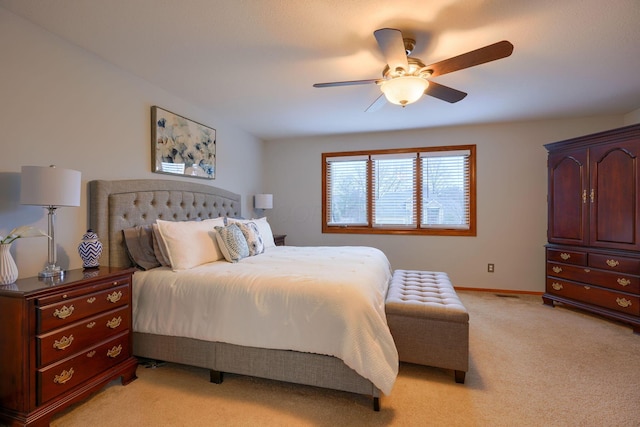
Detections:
381,76,429,106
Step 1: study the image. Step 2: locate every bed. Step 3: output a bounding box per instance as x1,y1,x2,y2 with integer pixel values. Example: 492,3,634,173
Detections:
88,179,398,410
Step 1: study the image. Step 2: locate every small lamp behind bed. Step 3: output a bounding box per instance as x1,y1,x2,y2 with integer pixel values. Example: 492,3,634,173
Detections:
254,193,273,214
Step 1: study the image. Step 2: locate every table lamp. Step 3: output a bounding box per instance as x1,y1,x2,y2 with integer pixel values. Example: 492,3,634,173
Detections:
20,165,81,277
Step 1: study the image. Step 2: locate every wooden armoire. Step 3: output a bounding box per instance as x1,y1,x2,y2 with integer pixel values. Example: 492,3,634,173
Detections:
543,123,640,334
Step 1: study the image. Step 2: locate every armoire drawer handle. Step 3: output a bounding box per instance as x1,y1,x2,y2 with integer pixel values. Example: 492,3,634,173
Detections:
552,266,562,274
606,259,619,268
551,282,563,291
617,278,630,287
560,253,571,260
616,298,632,308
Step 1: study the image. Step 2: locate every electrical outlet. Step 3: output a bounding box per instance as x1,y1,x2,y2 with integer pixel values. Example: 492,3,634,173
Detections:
488,263,495,273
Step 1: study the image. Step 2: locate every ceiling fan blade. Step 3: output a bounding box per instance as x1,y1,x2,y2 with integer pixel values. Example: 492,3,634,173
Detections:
313,79,380,88
424,81,467,103
365,94,387,112
426,40,514,78
374,28,409,74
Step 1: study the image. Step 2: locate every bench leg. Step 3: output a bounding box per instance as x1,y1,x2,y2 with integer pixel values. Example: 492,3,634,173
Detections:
454,370,466,384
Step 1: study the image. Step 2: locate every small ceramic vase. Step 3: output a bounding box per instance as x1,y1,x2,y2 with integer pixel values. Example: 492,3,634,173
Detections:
78,229,103,268
0,243,19,285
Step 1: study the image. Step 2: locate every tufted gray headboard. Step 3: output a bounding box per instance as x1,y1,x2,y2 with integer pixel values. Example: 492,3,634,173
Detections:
89,179,242,268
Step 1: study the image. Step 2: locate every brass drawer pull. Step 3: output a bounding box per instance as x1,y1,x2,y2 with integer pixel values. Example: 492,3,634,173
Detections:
53,335,74,350
53,368,74,385
86,350,96,358
551,282,563,291
616,298,632,308
560,253,571,260
583,268,590,273
552,266,563,274
107,291,122,303
53,305,74,320
606,259,620,268
87,297,96,303
86,321,96,328
106,316,122,329
617,278,631,287
107,344,123,358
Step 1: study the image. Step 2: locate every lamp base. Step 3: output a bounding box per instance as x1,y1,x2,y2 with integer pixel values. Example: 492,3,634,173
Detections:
38,265,64,278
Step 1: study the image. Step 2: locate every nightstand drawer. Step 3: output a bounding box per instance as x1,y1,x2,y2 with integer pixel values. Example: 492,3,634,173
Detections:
38,284,130,333
38,331,131,405
38,305,131,366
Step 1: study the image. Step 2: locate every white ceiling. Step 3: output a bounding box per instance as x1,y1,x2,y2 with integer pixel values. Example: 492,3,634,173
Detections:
1,0,639,140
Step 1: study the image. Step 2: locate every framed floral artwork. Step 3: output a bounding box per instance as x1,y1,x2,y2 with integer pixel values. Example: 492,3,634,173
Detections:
151,106,216,179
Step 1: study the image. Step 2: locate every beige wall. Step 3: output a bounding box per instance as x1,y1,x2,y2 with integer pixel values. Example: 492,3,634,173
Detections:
0,9,264,278
263,117,626,292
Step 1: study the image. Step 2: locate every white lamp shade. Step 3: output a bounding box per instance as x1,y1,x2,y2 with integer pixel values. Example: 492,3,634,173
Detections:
254,194,273,209
20,165,82,207
381,76,429,106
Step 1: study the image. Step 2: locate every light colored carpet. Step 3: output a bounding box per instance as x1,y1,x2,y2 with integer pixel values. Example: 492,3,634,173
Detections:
50,292,640,426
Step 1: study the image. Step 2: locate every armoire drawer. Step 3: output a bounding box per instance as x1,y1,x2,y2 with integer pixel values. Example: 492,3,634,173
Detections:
546,248,587,266
588,253,640,275
546,278,639,316
546,262,639,294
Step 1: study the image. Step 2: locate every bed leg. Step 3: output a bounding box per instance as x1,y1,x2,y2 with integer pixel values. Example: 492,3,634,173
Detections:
373,396,380,411
210,370,223,384
454,370,466,384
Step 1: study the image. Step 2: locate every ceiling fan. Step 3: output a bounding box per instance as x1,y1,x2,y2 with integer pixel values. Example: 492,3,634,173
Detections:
313,28,514,112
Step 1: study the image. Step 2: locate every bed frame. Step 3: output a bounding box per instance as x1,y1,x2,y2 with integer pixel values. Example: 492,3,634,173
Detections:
88,179,381,410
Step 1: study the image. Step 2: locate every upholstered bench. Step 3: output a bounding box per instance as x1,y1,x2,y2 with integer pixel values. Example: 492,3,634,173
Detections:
385,270,469,383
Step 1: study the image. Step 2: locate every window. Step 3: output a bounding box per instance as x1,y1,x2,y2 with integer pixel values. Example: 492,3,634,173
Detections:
322,145,476,236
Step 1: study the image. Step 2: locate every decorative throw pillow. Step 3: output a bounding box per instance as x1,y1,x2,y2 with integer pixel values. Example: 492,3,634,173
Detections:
214,223,250,263
228,217,275,249
156,217,225,270
236,221,264,256
122,225,161,270
151,224,171,267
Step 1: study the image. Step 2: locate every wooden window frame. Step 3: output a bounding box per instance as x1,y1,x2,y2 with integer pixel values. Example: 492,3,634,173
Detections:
322,145,476,236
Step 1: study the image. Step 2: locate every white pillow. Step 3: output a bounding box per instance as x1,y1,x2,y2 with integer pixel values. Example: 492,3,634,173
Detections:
228,217,275,248
156,217,225,270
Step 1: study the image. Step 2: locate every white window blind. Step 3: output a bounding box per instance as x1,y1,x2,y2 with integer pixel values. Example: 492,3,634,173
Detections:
326,156,368,225
372,153,417,227
420,150,471,229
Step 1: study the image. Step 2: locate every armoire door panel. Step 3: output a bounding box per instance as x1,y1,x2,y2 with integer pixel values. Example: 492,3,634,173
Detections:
548,149,588,245
589,140,640,250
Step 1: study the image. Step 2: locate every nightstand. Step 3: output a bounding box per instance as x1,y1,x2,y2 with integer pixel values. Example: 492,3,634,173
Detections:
273,234,287,246
0,267,138,427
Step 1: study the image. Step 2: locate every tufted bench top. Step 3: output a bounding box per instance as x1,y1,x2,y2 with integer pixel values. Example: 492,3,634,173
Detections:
386,270,469,323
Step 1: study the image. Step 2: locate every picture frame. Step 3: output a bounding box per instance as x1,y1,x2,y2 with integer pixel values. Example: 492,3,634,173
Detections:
151,106,216,179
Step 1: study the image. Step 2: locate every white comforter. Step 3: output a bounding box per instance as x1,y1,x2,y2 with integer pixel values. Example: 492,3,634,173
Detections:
132,246,398,395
